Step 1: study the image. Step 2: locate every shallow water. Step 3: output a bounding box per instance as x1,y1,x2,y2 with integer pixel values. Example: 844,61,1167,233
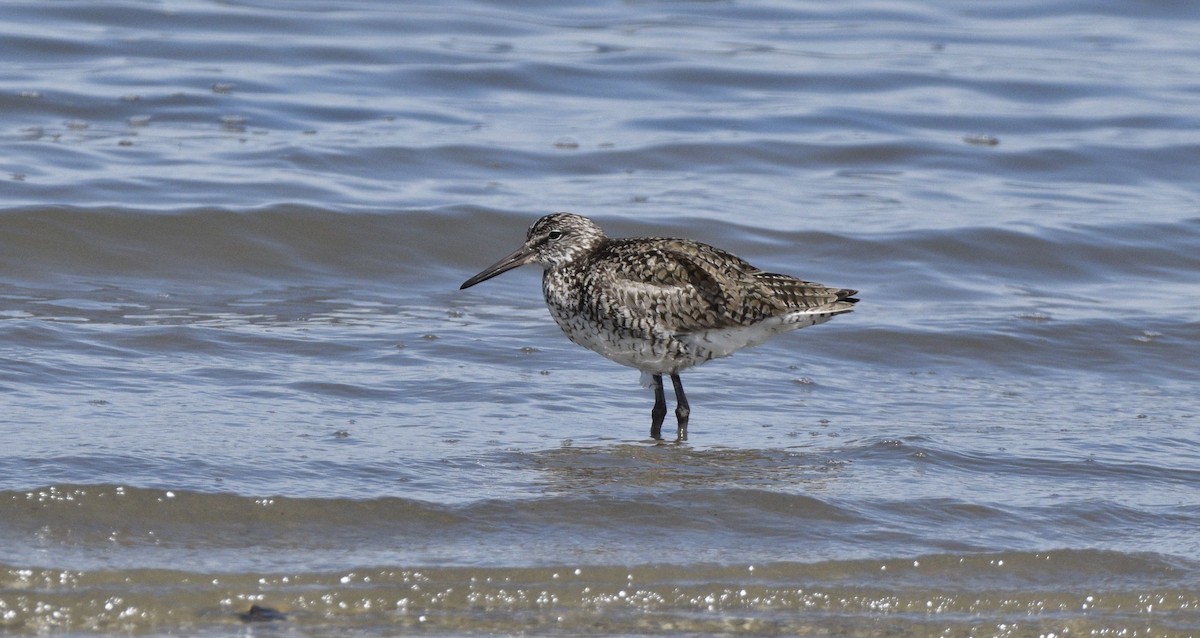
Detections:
2,0,1200,635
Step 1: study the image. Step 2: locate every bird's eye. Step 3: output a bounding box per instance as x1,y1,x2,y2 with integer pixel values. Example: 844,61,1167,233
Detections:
546,230,563,240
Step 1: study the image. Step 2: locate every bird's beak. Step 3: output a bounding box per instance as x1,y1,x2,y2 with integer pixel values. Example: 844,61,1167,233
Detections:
460,243,537,289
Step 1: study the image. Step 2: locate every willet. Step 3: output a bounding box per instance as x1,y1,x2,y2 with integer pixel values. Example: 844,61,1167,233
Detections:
461,213,858,440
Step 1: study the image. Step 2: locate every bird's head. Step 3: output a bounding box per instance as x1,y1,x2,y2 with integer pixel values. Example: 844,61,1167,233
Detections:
460,212,606,289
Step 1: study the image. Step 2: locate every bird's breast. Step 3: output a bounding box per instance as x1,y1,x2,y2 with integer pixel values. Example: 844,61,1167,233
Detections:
541,267,691,373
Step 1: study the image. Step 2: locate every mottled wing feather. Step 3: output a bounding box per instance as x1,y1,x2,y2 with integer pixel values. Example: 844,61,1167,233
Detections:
586,238,857,335
582,241,726,334
754,272,859,315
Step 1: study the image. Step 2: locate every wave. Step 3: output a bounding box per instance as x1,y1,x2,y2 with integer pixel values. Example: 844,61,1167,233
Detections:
2,206,1196,381
4,478,1198,571
2,204,1197,286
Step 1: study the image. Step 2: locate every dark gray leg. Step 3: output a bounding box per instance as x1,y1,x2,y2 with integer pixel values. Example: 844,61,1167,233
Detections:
670,373,689,441
650,374,666,440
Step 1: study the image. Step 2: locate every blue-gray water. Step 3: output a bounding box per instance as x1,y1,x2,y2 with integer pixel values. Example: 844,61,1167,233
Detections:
2,1,1199,635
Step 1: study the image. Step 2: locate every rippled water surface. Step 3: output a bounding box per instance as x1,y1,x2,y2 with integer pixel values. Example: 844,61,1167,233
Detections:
2,0,1199,635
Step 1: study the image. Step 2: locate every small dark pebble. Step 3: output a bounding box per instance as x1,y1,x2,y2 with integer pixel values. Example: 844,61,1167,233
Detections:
240,604,287,623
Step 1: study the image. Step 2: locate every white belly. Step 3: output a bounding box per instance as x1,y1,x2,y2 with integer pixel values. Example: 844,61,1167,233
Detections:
679,310,838,360
548,306,834,376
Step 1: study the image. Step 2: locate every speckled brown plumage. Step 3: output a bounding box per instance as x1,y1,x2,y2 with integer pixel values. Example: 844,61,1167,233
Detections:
461,212,859,440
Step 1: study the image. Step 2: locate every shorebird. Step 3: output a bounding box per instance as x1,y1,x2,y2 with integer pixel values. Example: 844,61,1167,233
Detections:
460,213,858,441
